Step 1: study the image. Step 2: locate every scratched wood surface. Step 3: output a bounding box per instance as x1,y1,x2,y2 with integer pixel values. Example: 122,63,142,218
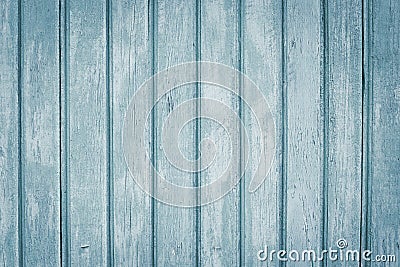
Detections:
154,0,198,265
242,0,282,266
285,2,324,266
22,0,61,264
0,0,399,266
67,0,110,265
368,0,400,265
326,2,363,267
111,0,153,265
0,0,19,265
199,1,240,266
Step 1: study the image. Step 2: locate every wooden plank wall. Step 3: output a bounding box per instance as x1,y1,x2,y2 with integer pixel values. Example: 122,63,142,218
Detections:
0,0,399,266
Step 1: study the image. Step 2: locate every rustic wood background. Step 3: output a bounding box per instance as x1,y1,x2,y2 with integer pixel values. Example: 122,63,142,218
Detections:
0,0,399,266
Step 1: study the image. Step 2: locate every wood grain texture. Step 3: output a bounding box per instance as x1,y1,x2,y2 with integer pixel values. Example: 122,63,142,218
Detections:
0,0,19,265
1,0,400,265
326,0,363,265
243,0,282,266
199,1,240,266
20,0,61,265
111,0,153,265
67,0,109,265
154,0,197,265
285,0,324,265
368,0,400,264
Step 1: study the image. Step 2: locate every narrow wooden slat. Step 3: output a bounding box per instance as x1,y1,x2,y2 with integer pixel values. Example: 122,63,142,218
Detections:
326,0,363,263
243,0,282,265
67,0,109,264
21,0,61,264
0,0,19,265
155,0,197,265
285,0,323,265
199,1,240,266
368,0,400,264
112,0,153,265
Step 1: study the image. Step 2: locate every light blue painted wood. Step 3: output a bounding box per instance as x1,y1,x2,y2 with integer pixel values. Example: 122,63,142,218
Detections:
0,0,399,266
243,0,283,266
285,1,324,266
0,0,19,265
326,1,363,266
200,1,240,266
154,0,198,265
67,0,109,265
111,0,153,265
368,0,400,265
20,0,61,265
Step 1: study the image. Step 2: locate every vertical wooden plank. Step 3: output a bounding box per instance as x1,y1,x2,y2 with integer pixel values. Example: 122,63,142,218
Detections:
199,1,240,266
21,0,61,265
243,0,282,265
368,0,400,264
285,0,323,264
155,0,197,265
67,0,109,265
0,0,19,265
326,0,363,264
112,0,153,265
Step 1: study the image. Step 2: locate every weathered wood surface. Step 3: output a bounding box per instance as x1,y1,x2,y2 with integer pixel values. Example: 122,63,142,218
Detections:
368,0,400,265
0,0,19,265
243,0,282,266
20,0,61,265
0,0,399,266
326,1,363,267
67,0,109,265
285,2,324,266
111,0,153,265
199,1,240,266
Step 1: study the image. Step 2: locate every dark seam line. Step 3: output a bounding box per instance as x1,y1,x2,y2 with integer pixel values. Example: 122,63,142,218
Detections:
62,0,71,265
17,0,24,265
360,0,372,266
238,0,245,265
106,0,114,265
365,0,373,259
58,0,63,265
359,0,365,265
279,1,288,267
150,0,158,265
195,0,201,266
321,0,329,266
